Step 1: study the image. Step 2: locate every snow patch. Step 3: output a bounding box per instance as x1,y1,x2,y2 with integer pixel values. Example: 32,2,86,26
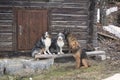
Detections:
106,7,118,15
97,8,100,23
103,25,120,38
102,73,120,80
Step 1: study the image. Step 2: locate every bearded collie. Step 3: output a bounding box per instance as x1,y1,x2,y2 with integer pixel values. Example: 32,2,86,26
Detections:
56,32,65,54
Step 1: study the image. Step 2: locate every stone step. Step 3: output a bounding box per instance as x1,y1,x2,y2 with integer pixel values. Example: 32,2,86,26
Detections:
0,58,54,76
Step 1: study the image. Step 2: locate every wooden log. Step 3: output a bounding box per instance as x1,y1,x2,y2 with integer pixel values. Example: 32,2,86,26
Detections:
51,8,88,14
0,42,13,51
51,15,88,21
51,21,88,26
35,50,106,61
35,54,73,59
0,33,13,42
97,32,118,40
0,25,13,32
35,51,106,59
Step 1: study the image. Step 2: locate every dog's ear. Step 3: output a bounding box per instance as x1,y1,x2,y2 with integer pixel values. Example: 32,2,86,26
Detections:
63,28,68,33
42,33,45,39
63,28,66,33
63,28,69,35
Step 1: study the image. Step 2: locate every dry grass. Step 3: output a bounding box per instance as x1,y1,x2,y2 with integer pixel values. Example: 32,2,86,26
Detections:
15,60,117,80
30,60,120,80
0,58,120,80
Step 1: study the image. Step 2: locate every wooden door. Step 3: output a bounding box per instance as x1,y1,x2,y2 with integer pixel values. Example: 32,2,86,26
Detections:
17,9,48,50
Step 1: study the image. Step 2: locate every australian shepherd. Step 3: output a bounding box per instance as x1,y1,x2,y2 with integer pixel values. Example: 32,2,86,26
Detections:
31,31,52,57
41,32,52,54
64,30,89,69
31,39,45,57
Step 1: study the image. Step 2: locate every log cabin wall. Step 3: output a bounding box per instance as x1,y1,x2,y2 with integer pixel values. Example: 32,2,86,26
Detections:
0,7,14,51
0,0,97,51
50,0,90,49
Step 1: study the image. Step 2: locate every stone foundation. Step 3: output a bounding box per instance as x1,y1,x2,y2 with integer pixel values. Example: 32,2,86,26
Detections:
0,58,54,77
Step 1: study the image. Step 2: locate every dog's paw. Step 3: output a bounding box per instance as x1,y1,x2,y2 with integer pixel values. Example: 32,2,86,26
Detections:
52,53,55,55
57,52,61,54
38,52,41,54
48,52,52,55
61,52,64,54
44,51,47,54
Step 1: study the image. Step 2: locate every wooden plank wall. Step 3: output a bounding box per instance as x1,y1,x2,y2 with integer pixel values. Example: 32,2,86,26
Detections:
0,7,14,51
0,0,97,51
50,0,90,48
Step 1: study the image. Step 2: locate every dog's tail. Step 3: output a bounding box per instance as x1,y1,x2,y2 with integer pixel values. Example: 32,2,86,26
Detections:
31,39,45,57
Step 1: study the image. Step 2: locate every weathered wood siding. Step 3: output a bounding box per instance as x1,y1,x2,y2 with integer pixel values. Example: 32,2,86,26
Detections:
0,0,97,51
0,7,15,51
49,0,91,48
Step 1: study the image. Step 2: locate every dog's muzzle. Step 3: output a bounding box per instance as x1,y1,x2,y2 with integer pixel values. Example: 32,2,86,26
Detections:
58,37,63,41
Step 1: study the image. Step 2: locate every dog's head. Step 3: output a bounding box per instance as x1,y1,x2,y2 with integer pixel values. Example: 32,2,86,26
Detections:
43,32,51,39
70,40,80,50
57,33,65,41
63,28,71,39
64,30,81,50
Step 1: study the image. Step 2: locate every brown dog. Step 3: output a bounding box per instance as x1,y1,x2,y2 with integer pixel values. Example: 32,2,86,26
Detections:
65,32,89,69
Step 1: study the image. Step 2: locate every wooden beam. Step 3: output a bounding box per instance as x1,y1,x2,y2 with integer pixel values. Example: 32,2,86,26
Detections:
35,50,107,60
35,54,73,59
97,32,118,40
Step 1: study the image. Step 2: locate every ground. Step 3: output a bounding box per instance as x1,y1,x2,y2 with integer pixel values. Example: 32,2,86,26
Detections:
0,57,120,80
30,60,120,80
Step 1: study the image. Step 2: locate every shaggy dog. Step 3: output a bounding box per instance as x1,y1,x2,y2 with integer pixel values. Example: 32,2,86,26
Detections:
49,32,65,54
31,32,52,57
56,32,65,54
64,30,89,68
